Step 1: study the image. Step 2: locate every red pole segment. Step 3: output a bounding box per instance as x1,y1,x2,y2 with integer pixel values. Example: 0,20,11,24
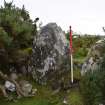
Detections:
69,26,72,53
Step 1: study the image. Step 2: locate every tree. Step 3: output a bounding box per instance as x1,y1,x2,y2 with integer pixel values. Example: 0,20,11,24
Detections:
0,1,38,72
0,1,38,98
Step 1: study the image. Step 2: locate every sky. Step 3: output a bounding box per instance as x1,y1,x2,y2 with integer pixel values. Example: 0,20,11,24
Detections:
0,0,105,35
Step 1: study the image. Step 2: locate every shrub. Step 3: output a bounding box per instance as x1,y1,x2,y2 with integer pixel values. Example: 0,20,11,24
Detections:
80,59,105,105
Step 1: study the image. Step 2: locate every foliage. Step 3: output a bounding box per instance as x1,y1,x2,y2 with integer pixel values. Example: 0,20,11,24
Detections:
80,58,105,105
80,72,102,105
74,47,88,58
0,1,38,73
80,41,105,105
66,32,100,59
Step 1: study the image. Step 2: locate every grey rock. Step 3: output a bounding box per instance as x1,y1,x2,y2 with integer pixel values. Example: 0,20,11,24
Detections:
19,80,32,96
81,40,105,75
5,81,16,92
32,23,70,83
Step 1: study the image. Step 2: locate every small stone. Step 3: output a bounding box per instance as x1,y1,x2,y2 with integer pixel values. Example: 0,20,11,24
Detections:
5,81,15,92
63,97,68,105
31,88,37,95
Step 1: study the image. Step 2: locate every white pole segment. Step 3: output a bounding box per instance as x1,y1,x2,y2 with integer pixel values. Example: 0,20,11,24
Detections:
71,52,73,83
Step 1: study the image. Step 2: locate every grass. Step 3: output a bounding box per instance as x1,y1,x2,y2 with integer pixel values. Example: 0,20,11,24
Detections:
0,68,84,105
68,88,84,105
0,84,84,105
73,69,81,80
0,97,52,105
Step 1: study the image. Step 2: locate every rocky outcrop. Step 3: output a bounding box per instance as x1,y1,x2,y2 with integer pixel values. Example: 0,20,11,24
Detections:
81,39,105,75
32,23,70,84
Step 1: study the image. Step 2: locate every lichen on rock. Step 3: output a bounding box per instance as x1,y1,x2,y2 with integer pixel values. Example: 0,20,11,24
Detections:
32,23,70,84
81,39,105,75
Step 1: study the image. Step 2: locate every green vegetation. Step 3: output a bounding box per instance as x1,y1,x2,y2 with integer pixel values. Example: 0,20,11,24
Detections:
0,1,38,73
0,97,52,105
0,81,84,105
66,33,100,60
80,55,105,105
68,88,83,105
79,42,105,105
0,1,104,105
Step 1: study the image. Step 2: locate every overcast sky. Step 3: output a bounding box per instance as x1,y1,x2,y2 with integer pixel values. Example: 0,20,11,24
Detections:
1,0,105,35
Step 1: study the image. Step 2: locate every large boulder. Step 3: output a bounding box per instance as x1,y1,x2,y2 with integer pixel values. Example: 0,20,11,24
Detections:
32,23,70,84
81,39,105,75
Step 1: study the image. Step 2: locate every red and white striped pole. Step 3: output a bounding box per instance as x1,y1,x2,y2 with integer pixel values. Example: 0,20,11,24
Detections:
70,26,73,83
